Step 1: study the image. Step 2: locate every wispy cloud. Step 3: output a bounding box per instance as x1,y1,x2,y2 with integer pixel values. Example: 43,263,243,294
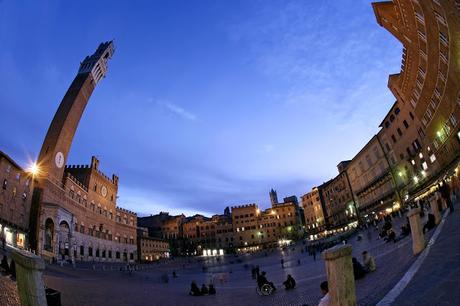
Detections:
163,102,197,121
149,98,197,121
226,0,401,125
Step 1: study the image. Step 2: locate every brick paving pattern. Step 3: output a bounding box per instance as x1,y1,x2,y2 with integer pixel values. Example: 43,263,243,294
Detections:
2,206,457,306
43,213,424,306
393,199,460,306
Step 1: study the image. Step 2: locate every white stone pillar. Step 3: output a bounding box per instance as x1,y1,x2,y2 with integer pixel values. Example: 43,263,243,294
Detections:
12,249,47,306
407,208,426,255
436,192,446,210
429,197,441,225
322,244,356,306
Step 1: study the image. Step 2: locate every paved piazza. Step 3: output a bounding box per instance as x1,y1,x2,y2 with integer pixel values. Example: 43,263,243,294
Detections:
36,214,425,306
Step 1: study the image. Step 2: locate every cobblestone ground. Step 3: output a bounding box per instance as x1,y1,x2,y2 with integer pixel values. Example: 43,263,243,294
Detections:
0,274,20,306
43,213,431,306
0,248,20,306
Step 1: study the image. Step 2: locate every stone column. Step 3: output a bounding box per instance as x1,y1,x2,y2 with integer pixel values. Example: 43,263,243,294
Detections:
12,249,47,306
12,230,18,248
436,192,446,210
322,244,356,306
441,198,447,210
407,208,426,255
429,197,441,225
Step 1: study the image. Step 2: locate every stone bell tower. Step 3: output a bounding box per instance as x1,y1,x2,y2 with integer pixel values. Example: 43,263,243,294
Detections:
37,41,115,183
29,42,115,252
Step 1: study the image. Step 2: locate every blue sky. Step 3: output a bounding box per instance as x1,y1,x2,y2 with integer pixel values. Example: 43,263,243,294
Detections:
0,0,401,216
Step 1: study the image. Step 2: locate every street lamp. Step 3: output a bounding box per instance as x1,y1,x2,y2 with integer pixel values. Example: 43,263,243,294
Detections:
28,162,40,176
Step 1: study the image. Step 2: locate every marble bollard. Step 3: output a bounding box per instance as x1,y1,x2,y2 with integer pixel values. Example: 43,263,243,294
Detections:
12,250,47,306
322,244,356,306
429,197,441,225
407,208,426,255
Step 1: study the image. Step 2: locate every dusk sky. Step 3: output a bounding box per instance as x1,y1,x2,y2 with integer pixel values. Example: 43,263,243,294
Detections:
0,0,401,216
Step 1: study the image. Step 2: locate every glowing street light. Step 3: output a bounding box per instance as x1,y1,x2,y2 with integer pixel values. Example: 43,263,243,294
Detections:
28,162,40,176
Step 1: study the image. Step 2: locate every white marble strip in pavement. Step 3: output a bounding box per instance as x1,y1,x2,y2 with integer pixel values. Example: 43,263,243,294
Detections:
376,209,450,306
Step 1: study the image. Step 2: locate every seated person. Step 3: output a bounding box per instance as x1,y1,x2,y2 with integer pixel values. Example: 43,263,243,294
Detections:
201,284,209,295
362,251,376,273
283,274,296,290
352,257,366,280
400,223,411,237
189,281,202,296
208,284,216,295
423,213,436,233
385,229,396,243
257,271,276,291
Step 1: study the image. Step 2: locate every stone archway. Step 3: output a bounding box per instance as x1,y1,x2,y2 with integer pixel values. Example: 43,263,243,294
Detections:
44,218,55,252
58,220,71,259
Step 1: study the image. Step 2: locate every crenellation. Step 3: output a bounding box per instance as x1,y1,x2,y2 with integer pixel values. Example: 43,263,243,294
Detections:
28,41,137,263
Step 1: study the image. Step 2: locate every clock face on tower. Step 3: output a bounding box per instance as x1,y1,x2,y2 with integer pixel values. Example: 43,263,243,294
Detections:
101,186,108,197
55,152,65,168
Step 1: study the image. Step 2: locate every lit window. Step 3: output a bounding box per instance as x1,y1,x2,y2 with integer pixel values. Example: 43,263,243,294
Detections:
439,32,448,46
418,31,427,42
449,113,457,126
415,12,425,24
422,162,428,170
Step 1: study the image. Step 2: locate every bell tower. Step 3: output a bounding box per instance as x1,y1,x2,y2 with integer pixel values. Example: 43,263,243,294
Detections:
37,41,115,182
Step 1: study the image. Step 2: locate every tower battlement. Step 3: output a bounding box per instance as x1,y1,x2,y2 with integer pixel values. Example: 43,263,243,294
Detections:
231,203,257,210
78,41,115,85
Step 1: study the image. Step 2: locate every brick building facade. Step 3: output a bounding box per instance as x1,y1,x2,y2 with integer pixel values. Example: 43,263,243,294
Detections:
28,41,137,263
0,151,33,249
373,0,460,196
301,187,326,234
137,227,169,262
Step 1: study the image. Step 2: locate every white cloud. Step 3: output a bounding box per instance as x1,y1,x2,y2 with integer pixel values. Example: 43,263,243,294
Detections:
164,102,197,121
150,98,197,121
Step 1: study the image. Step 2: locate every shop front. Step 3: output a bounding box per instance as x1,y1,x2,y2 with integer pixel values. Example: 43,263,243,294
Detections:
0,222,27,249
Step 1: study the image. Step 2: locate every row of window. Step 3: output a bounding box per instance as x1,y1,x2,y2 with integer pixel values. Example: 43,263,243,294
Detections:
78,246,134,260
140,242,168,249
1,179,29,201
75,224,135,245
68,189,134,226
234,213,254,219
